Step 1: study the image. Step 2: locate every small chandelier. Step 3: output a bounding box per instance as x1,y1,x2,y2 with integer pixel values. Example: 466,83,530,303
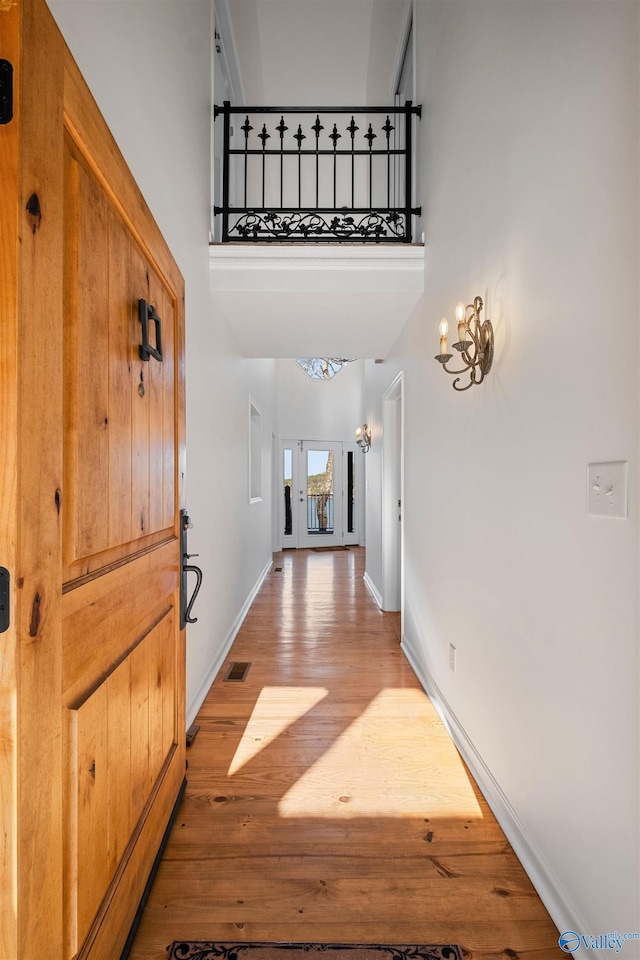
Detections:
296,357,356,380
355,424,371,453
434,295,494,391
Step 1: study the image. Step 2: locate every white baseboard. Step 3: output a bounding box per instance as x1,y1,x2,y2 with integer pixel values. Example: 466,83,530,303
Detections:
401,633,597,959
186,556,273,728
363,571,383,609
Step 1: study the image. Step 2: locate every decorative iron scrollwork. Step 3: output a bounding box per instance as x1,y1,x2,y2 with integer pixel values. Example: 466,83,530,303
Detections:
231,210,406,242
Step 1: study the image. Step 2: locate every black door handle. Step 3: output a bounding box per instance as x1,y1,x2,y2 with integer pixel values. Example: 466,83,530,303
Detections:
183,564,203,624
180,509,203,628
138,298,163,362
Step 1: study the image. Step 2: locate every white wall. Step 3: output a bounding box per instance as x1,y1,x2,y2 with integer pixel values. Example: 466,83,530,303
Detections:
224,0,408,106
276,357,364,441
48,0,277,725
366,0,639,941
211,246,424,359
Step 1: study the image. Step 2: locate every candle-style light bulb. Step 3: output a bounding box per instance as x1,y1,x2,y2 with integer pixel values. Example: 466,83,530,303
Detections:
455,301,467,341
355,426,362,440
439,317,448,355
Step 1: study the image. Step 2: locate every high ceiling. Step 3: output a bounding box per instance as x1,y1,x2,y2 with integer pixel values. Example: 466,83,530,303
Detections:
212,0,422,360
221,0,411,106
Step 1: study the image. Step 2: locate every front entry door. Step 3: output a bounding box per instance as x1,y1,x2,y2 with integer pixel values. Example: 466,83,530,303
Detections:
0,3,186,958
297,442,344,548
280,440,360,549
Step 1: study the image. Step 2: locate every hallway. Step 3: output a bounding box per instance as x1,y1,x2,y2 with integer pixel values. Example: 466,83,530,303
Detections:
129,548,563,960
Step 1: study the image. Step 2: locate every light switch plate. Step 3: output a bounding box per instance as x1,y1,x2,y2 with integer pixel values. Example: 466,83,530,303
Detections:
587,461,627,519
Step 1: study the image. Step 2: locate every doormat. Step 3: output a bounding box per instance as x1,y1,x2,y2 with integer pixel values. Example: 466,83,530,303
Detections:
310,545,350,552
167,944,463,960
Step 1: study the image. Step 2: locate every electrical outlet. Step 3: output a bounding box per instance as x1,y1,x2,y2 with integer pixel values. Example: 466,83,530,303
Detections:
449,643,456,673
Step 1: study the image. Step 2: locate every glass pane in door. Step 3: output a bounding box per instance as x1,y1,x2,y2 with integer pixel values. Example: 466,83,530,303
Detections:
347,450,355,534
306,449,334,536
283,448,293,536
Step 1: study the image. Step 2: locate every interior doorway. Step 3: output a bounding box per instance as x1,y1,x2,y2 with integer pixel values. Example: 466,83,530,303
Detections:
382,372,403,613
280,440,360,548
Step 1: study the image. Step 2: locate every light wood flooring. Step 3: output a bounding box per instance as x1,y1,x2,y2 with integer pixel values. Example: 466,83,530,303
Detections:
129,547,564,960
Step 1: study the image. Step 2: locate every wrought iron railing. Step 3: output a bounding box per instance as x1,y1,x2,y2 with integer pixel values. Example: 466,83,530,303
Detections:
213,102,421,243
307,494,334,533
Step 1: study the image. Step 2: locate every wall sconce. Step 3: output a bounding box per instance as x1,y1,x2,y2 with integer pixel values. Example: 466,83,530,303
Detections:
355,424,371,453
434,295,494,391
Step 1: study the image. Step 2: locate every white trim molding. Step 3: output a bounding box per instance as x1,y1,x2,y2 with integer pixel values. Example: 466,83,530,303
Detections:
186,556,273,728
210,242,425,274
390,0,414,101
214,0,245,105
401,633,601,960
363,571,383,610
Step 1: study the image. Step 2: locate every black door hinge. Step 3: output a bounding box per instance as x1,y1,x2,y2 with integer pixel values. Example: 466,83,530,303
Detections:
0,60,13,125
0,568,9,633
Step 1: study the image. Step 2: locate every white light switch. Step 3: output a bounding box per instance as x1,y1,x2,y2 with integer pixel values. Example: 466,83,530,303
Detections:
587,461,627,519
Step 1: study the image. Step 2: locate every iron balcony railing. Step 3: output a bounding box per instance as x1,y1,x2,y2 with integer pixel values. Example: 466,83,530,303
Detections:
213,102,422,243
306,494,334,533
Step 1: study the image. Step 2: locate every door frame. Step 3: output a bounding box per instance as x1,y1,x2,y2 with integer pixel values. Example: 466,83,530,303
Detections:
382,372,404,615
278,439,362,549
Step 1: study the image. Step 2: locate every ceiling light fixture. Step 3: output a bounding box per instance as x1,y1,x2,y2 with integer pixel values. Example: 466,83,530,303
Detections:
296,357,355,380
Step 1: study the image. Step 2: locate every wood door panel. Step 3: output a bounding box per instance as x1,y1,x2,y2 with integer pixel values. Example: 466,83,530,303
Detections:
148,611,170,788
0,5,20,955
7,2,67,955
147,271,165,537
63,136,178,583
108,212,134,548
64,146,111,562
74,682,110,950
161,287,177,530
129,633,151,824
129,240,151,544
68,607,179,954
107,656,133,872
62,539,178,703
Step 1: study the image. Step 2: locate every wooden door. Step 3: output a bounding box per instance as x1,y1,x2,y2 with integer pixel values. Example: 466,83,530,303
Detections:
0,2,186,958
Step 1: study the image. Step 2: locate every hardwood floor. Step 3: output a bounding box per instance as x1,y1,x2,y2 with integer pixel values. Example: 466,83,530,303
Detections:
129,547,564,960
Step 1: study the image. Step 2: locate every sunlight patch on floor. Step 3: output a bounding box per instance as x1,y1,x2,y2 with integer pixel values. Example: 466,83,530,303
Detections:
227,686,328,776
277,688,483,819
